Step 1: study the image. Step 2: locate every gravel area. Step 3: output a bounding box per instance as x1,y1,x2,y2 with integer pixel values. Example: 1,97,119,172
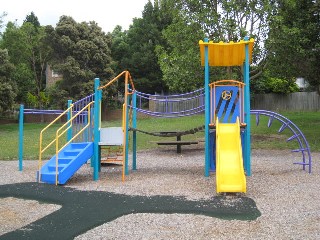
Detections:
0,147,319,239
0,197,61,236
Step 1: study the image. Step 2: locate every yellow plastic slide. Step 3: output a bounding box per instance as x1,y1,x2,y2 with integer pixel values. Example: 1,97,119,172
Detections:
216,118,246,193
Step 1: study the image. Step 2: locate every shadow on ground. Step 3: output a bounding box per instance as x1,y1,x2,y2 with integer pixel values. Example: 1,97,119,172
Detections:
0,182,261,240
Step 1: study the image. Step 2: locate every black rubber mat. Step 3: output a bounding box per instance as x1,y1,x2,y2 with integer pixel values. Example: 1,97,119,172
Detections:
0,182,261,239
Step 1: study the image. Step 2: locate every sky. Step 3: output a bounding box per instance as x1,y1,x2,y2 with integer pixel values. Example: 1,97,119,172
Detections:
2,0,152,33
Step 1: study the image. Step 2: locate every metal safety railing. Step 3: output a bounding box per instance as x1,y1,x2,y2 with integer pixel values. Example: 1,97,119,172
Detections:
38,101,94,184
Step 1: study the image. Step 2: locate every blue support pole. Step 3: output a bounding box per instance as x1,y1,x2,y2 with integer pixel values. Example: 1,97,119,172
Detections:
83,107,88,142
18,104,24,171
244,37,251,176
204,38,210,177
132,91,137,170
125,85,130,175
93,78,101,181
67,100,72,142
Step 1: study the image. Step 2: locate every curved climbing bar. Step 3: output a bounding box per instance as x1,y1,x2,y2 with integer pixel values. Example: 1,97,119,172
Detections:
250,110,312,173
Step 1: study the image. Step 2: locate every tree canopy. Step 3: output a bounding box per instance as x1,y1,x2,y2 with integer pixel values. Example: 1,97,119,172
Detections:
45,16,114,108
111,0,173,94
0,1,319,113
1,12,51,108
0,49,16,112
266,0,320,90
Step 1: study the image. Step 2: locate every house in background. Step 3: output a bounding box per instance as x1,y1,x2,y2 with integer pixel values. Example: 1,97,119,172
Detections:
45,64,62,88
295,77,309,91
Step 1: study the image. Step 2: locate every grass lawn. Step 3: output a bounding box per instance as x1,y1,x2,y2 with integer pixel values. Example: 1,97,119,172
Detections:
0,122,63,160
0,111,319,160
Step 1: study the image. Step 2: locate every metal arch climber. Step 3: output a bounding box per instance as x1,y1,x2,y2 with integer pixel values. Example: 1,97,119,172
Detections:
250,110,312,173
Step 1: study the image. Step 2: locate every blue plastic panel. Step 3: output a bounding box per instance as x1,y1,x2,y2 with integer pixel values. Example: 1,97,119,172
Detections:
214,86,240,123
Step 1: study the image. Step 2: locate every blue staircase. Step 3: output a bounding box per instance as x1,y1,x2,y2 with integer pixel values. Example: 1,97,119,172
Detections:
38,142,94,185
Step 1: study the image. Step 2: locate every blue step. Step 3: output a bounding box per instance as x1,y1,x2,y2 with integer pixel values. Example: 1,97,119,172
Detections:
38,142,94,185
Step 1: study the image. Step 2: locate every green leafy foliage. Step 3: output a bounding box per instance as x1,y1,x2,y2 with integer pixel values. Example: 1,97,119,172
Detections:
1,14,52,107
46,16,114,101
1,1,319,113
266,0,320,88
156,0,272,92
0,49,16,112
46,81,69,109
26,91,49,109
110,0,172,94
267,77,299,93
251,70,299,94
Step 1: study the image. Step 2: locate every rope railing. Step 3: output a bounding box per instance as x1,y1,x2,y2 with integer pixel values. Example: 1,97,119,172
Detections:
133,88,205,118
136,88,204,99
134,105,205,118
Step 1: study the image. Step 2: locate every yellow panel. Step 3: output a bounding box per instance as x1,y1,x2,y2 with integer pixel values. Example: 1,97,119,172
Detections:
199,39,254,66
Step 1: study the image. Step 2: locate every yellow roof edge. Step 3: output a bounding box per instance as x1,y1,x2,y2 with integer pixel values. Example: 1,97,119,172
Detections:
199,38,255,67
199,38,254,46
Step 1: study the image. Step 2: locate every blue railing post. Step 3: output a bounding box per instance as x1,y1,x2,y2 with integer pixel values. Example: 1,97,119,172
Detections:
93,78,101,181
18,104,24,171
67,100,72,142
125,84,130,175
204,38,210,177
132,91,137,170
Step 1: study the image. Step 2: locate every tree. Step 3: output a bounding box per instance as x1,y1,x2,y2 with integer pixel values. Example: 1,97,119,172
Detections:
0,12,7,33
0,49,16,112
46,16,114,107
110,0,173,94
155,16,204,92
1,13,52,107
156,0,273,92
266,0,320,90
24,11,40,28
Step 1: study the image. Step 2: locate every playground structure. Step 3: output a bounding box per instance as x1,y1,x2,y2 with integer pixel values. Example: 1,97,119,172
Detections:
17,38,312,193
199,38,254,193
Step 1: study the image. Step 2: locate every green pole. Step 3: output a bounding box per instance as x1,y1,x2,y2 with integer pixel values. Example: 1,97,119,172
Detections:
204,38,210,177
93,78,101,181
18,104,24,171
132,91,137,170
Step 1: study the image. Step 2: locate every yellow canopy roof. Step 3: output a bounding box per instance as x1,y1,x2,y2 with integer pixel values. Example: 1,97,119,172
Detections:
199,39,254,66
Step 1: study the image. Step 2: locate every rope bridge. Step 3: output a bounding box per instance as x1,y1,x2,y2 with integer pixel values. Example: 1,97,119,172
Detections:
129,88,205,153
132,88,205,118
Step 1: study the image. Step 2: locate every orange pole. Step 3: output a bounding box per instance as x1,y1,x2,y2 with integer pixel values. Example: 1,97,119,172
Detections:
99,71,127,90
122,71,129,182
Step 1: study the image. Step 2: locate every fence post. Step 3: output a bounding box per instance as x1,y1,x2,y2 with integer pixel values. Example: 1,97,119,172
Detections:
18,104,24,171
